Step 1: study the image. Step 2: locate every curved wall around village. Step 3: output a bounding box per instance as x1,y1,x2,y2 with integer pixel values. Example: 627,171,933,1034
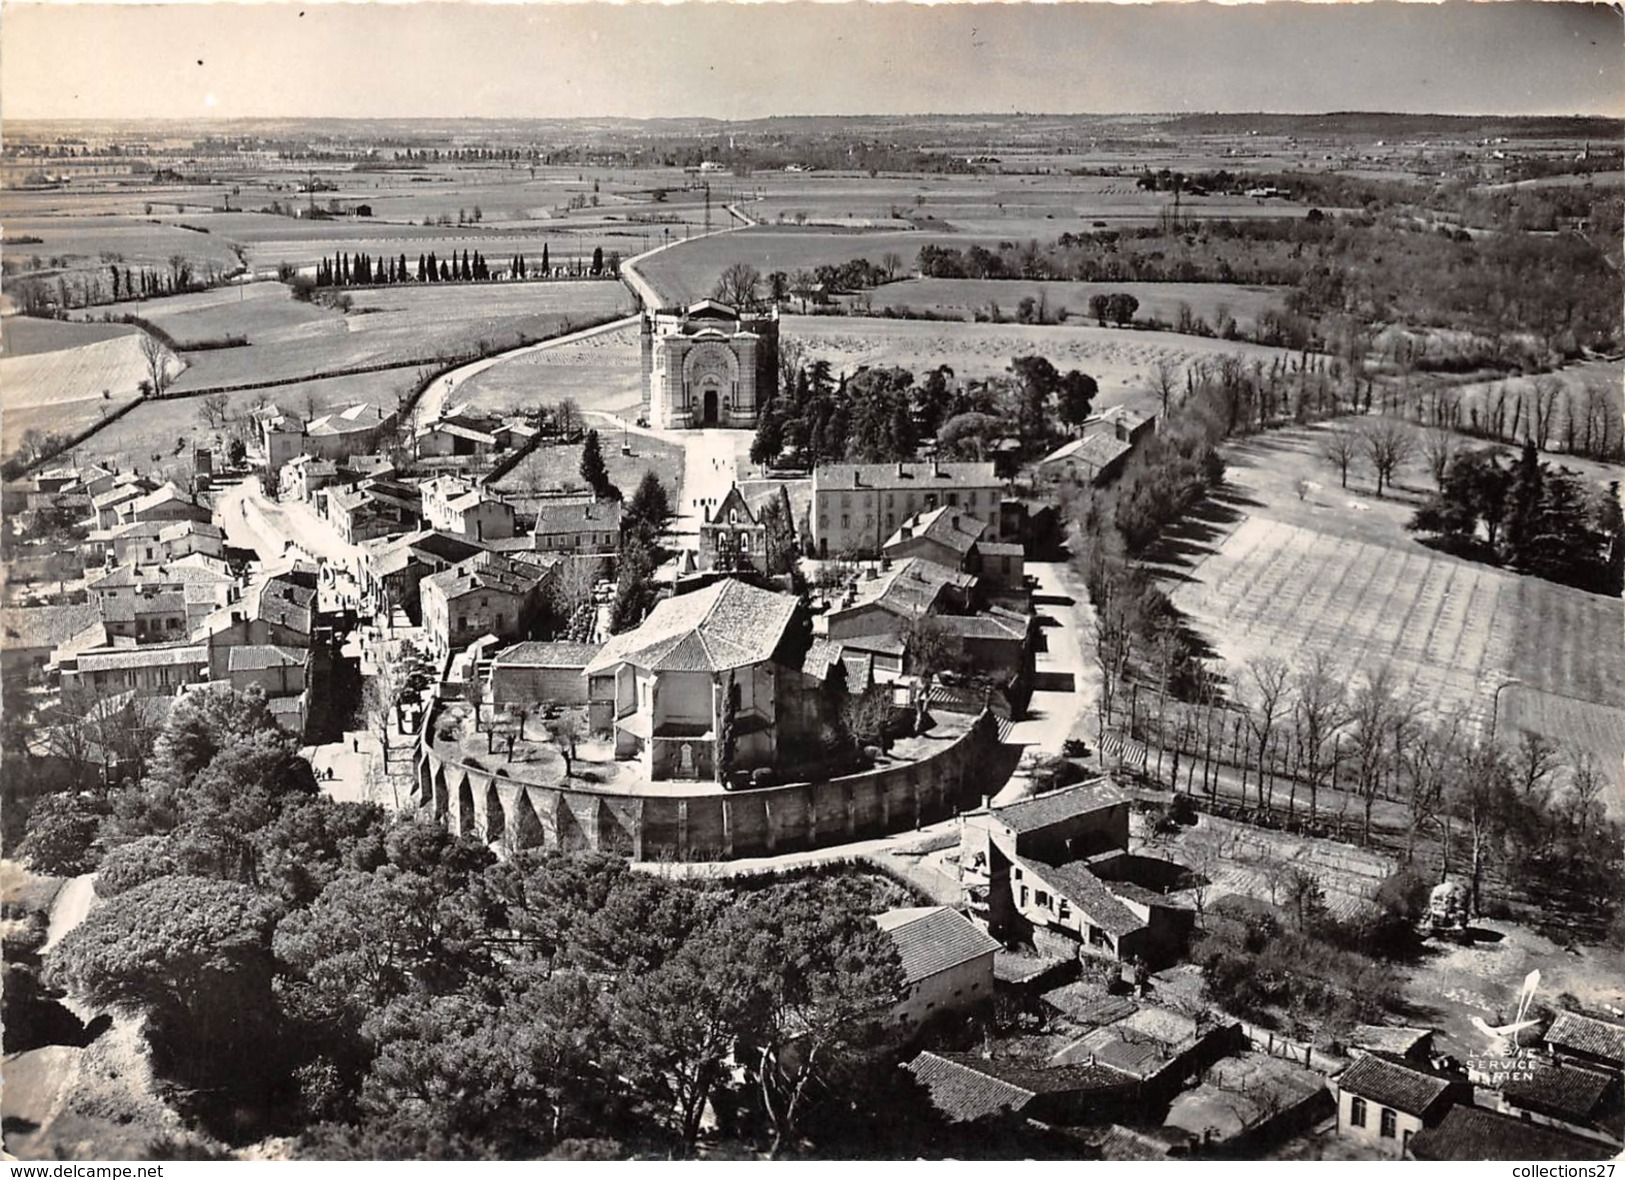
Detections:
413,711,1000,861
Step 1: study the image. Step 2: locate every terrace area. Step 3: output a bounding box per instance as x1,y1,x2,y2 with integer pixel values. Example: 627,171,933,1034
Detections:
425,693,981,799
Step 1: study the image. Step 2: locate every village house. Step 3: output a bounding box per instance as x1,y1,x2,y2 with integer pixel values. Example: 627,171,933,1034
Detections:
303,402,395,461
420,551,559,659
91,482,151,529
58,641,211,698
817,557,977,642
122,482,211,526
906,1051,1140,1126
811,459,1006,558
1334,1051,1469,1157
1,602,102,679
960,780,1193,966
1543,1011,1625,1079
529,496,623,555
875,906,1001,1033
1497,1059,1623,1146
279,455,340,502
883,506,985,573
584,578,833,783
358,529,485,624
195,564,318,649
421,475,516,543
415,406,503,458
1164,1052,1331,1154
1408,1104,1617,1162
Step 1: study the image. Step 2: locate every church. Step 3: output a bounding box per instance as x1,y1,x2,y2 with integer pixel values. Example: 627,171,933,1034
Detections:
640,299,779,430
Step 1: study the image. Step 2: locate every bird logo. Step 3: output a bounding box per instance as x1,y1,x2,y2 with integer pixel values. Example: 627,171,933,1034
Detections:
1470,969,1541,1055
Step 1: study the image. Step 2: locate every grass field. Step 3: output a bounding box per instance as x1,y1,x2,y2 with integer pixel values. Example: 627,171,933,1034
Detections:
73,279,634,393
1,316,139,357
454,322,643,419
1155,424,1625,783
849,277,1286,331
3,214,245,274
490,431,685,504
1,328,175,453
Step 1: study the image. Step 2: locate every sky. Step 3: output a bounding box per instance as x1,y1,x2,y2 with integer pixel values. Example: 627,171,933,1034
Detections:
3,1,1622,122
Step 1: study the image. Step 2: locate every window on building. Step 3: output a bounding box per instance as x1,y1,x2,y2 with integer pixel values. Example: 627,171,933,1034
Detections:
1379,1108,1396,1139
1058,900,1071,920
1402,1130,1413,1152
1349,1097,1367,1128
840,515,849,530
948,492,959,506
1013,867,1023,880
458,615,468,632
1019,886,1028,906
740,535,751,552
1035,890,1050,909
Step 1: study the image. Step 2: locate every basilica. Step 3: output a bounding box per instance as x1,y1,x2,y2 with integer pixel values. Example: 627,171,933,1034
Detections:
640,299,780,430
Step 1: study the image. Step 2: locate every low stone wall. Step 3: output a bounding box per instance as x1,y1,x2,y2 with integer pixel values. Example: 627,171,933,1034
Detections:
414,709,1002,860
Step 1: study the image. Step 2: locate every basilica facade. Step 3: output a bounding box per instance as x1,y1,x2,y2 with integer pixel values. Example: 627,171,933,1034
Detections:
640,300,779,430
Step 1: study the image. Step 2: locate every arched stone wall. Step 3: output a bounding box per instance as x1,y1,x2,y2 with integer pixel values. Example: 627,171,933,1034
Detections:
417,710,999,861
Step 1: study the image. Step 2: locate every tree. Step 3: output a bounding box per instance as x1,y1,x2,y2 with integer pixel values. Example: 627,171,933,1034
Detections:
1240,656,1291,810
623,471,673,549
720,883,905,1157
713,262,762,311
44,876,282,1084
610,539,657,633
1059,369,1099,428
197,392,232,431
1358,418,1415,497
591,246,604,275
138,332,173,397
610,937,758,1155
578,430,613,499
1105,291,1140,327
1290,652,1348,822
1322,427,1358,489
1347,664,1402,845
546,713,585,776
553,398,583,441
718,675,741,782
1421,426,1461,490
20,792,103,875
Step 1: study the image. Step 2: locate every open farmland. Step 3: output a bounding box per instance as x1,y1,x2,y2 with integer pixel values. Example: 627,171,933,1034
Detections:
0,326,179,454
1,316,140,356
3,215,245,275
79,279,634,392
848,277,1286,331
1157,425,1625,786
1447,359,1623,458
782,314,1300,403
453,322,643,418
633,226,1014,307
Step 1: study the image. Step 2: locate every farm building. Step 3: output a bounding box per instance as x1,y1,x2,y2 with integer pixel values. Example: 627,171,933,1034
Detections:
1333,1051,1468,1157
875,906,1000,1033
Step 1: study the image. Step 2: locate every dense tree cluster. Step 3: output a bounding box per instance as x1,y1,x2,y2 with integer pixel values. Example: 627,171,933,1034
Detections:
1408,439,1622,592
22,684,930,1158
752,354,1095,471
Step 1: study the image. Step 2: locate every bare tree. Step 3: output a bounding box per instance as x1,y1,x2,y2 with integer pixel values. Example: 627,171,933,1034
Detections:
1150,357,1180,420
1563,748,1606,842
1530,376,1561,451
1290,652,1348,822
138,332,174,397
788,269,817,314
1421,426,1461,490
1322,427,1359,489
553,398,584,440
712,262,763,311
1241,656,1292,810
1400,711,1463,865
197,392,232,431
1358,418,1415,497
548,557,600,641
880,251,903,282
1509,729,1562,808
1347,664,1402,845
547,712,585,776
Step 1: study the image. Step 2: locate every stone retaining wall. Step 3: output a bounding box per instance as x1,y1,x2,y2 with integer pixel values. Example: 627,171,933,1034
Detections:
414,709,1001,860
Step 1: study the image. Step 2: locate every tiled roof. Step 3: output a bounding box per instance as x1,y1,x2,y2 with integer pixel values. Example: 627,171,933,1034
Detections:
994,951,1072,987
992,778,1127,835
816,460,1000,492
533,497,622,529
128,483,202,516
495,641,602,668
1350,1025,1434,1058
1040,984,1138,1026
157,520,224,543
1094,1124,1178,1161
101,592,187,622
835,557,972,620
1019,856,1146,939
585,579,799,675
874,906,1000,986
424,551,554,602
1,603,103,651
75,643,208,672
979,541,1025,557
935,613,1027,641
906,1052,1135,1124
1500,1062,1614,1121
1040,433,1132,472
796,636,842,680
255,577,316,634
1409,1104,1614,1162
1336,1052,1455,1117
1545,1012,1625,1066
885,505,985,557
227,645,308,672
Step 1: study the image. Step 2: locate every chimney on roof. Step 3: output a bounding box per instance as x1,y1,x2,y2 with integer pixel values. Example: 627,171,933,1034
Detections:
897,461,904,478
932,456,941,477
853,471,862,488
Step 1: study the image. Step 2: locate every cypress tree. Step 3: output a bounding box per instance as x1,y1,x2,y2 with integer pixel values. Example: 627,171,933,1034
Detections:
418,253,427,282
541,243,549,275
